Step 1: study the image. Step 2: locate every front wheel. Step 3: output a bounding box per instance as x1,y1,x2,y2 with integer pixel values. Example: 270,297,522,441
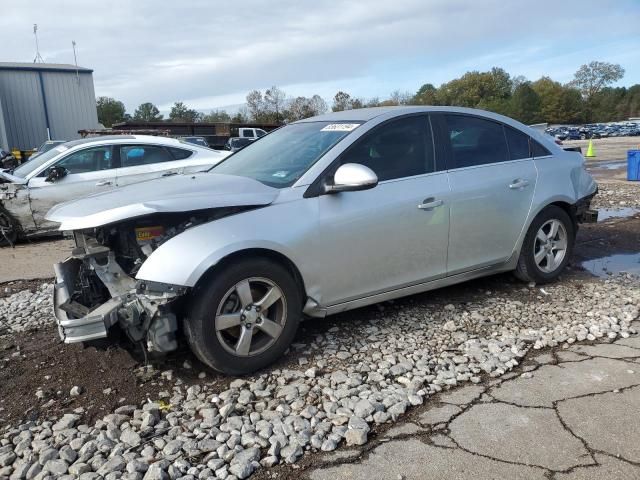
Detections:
514,206,575,284
184,258,302,375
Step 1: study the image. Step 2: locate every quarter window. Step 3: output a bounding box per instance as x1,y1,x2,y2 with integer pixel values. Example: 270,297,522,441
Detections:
444,115,509,168
120,145,173,167
339,115,434,181
55,146,113,174
531,139,551,157
504,126,531,160
168,147,194,160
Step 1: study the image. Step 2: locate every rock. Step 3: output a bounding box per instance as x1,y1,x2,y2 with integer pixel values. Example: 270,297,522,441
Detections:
121,429,142,448
43,459,68,475
0,451,16,467
70,386,83,396
97,456,126,476
143,464,168,480
69,463,92,476
52,414,80,431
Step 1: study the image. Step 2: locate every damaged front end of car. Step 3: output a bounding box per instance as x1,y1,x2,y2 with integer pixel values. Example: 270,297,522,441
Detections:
52,208,245,352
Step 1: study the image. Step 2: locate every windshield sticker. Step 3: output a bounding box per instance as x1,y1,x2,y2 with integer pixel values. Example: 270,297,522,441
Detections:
272,171,289,178
321,123,360,132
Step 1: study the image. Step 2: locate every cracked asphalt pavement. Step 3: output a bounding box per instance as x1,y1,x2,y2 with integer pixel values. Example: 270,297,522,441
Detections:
304,335,640,480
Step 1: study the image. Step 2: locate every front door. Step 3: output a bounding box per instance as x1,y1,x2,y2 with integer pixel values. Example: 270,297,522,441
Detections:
314,115,451,306
28,145,117,230
436,113,538,274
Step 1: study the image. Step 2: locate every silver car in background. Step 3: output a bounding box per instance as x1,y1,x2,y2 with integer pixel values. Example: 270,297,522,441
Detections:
47,107,598,375
0,135,229,245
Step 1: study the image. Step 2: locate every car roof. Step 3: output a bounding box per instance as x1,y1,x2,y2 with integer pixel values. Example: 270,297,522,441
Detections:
295,105,527,124
62,135,190,149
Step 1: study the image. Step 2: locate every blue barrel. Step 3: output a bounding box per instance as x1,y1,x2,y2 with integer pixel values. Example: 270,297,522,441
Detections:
628,150,640,181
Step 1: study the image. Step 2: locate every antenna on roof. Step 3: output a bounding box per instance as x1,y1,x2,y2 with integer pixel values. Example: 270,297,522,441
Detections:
72,40,79,84
33,24,44,63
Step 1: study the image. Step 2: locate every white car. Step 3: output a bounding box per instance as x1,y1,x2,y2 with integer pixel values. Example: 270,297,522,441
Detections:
0,135,229,245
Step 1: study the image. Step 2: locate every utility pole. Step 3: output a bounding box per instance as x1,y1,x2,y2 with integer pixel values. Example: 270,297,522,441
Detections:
72,40,79,84
33,24,44,63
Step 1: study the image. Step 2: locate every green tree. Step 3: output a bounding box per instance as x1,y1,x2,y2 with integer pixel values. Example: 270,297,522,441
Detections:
201,110,231,122
571,61,625,121
413,83,438,105
133,102,163,122
531,77,583,124
509,82,541,124
437,67,512,107
169,102,201,122
96,96,126,127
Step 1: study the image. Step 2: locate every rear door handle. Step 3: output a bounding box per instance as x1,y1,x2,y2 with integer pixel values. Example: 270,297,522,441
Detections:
418,198,444,210
509,179,530,189
95,180,112,186
162,171,178,177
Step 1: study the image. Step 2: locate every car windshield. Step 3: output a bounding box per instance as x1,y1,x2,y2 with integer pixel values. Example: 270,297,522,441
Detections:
12,145,69,178
211,121,361,188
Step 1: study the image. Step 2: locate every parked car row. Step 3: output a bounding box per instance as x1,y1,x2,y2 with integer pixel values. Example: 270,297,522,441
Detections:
546,122,640,140
44,106,598,374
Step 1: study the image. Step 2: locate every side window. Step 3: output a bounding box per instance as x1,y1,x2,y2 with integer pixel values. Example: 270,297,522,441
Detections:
256,129,267,137
444,114,509,168
339,115,434,182
531,139,551,157
241,130,253,138
168,147,194,160
120,145,173,167
55,146,113,174
504,126,531,160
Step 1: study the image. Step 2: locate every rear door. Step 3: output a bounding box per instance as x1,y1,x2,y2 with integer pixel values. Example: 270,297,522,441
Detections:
434,113,538,274
28,145,117,229
114,144,198,186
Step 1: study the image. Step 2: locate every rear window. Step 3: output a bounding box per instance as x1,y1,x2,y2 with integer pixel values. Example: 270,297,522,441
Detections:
445,114,509,168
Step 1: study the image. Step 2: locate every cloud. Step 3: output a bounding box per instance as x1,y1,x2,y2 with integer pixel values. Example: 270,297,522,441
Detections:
2,0,639,112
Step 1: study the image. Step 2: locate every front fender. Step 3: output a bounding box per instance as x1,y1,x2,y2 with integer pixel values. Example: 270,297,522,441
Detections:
135,197,319,290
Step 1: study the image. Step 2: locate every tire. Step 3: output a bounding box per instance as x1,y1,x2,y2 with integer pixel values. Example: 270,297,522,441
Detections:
514,206,575,284
0,206,19,247
184,257,302,375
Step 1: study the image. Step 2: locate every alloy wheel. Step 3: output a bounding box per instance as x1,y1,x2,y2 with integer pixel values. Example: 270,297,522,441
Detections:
533,219,568,273
214,277,287,357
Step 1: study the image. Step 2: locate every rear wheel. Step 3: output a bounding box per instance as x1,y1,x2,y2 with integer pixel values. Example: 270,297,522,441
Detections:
514,206,575,284
0,207,18,247
184,258,302,375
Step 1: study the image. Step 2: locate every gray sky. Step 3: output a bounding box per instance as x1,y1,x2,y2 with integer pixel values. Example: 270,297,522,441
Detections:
3,0,639,113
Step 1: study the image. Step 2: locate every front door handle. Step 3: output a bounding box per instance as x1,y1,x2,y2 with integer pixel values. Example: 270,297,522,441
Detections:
509,179,530,189
418,198,444,210
95,180,112,186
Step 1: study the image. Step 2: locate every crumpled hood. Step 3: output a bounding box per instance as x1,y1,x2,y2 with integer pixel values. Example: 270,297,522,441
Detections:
46,173,279,231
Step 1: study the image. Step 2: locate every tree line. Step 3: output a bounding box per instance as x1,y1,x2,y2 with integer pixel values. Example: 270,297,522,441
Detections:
97,61,638,128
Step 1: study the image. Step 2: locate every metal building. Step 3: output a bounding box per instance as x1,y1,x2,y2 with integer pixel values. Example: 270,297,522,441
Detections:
0,62,100,151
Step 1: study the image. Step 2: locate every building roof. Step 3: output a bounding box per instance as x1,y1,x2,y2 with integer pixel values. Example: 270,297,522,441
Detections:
0,62,93,74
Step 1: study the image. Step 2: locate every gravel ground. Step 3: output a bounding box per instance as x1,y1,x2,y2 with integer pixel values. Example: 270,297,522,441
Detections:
0,270,638,479
592,181,640,209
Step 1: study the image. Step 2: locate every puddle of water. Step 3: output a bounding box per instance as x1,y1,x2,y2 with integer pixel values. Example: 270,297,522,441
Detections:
598,207,640,221
588,161,626,171
582,253,640,277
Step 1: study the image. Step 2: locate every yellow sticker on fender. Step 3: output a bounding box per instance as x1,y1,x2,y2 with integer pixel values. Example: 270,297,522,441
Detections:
136,226,164,242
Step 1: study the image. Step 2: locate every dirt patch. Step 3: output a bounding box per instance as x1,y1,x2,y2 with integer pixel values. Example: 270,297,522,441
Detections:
0,278,52,299
0,237,72,283
0,325,233,426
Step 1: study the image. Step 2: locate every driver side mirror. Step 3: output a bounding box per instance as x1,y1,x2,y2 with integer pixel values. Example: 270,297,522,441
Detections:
45,165,68,182
323,163,378,194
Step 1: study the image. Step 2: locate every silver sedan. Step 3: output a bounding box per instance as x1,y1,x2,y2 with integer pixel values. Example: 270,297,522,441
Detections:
47,107,598,374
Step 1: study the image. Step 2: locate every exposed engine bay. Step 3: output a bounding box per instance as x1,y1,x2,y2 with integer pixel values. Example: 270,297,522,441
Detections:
53,207,250,352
